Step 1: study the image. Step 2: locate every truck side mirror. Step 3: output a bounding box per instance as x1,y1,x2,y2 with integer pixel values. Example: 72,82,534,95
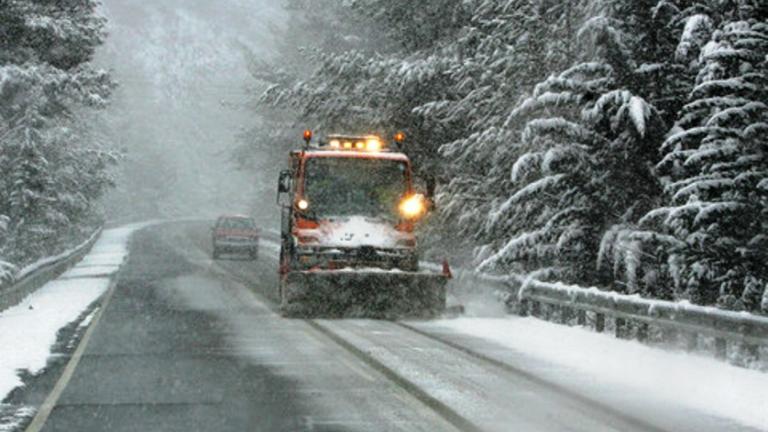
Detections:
277,170,292,205
411,176,437,213
414,175,437,201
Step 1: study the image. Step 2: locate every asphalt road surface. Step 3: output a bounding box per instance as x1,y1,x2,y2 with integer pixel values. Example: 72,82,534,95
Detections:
18,222,759,432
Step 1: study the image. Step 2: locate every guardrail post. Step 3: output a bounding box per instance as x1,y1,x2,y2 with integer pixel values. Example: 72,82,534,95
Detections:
531,301,541,318
595,313,605,333
615,317,627,339
715,338,727,360
560,306,573,325
637,322,649,342
662,328,676,345
518,299,529,317
741,343,759,365
541,303,551,321
685,333,698,352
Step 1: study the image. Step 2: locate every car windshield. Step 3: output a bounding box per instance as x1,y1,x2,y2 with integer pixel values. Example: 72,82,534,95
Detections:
304,157,408,219
219,218,255,229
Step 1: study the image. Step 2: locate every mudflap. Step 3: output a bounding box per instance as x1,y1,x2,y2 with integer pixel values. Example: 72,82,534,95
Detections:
280,270,448,319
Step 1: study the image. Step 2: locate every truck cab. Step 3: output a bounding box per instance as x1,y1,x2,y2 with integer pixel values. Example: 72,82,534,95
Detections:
275,131,447,318
277,133,428,273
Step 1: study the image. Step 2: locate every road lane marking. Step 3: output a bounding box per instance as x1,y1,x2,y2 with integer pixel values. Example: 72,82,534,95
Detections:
398,322,670,432
24,278,118,432
210,266,463,431
306,320,480,432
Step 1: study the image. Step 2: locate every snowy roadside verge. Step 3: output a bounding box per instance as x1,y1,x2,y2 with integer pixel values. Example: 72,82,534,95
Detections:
16,229,103,282
420,317,768,431
0,223,148,408
0,229,102,292
0,229,103,313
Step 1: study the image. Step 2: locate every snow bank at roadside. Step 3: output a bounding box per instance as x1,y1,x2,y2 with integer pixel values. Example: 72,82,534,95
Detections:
0,279,109,401
0,228,101,291
16,229,102,281
429,317,768,430
0,224,145,404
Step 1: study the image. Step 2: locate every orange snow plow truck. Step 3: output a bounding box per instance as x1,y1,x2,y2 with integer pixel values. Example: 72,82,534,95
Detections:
276,131,449,318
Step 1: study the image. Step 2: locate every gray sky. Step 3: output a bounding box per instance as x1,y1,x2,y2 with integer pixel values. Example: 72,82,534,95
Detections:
95,0,287,222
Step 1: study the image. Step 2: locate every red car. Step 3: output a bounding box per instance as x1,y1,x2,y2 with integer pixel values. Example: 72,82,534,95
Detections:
212,215,260,260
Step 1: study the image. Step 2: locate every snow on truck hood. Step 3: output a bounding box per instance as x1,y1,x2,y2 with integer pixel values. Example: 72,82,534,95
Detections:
302,216,408,248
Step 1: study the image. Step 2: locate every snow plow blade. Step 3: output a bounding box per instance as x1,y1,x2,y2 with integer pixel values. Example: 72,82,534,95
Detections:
280,270,448,319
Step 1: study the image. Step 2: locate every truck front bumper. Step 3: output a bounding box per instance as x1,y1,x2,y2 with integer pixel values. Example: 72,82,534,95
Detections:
295,246,417,271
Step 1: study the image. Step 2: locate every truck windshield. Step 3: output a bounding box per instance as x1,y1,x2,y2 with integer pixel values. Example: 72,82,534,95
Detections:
304,157,408,219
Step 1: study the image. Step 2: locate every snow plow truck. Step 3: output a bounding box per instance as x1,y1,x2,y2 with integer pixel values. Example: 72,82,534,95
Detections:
276,131,449,318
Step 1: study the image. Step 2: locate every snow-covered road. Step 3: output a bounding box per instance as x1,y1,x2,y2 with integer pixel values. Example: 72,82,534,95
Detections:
1,221,765,431
0,224,151,430
413,317,768,431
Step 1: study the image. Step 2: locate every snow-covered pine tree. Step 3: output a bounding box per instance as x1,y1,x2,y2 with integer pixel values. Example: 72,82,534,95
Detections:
589,1,700,300
453,1,666,290
630,1,696,126
0,0,106,69
431,0,586,256
240,0,371,163
4,110,58,261
0,0,114,269
640,6,768,312
253,0,464,178
479,64,665,286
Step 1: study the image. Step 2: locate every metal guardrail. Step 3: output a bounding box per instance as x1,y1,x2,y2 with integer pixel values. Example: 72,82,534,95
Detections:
517,278,768,344
449,269,767,366
0,228,102,313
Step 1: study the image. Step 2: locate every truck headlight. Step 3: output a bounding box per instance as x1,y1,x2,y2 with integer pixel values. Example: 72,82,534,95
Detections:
399,194,426,219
